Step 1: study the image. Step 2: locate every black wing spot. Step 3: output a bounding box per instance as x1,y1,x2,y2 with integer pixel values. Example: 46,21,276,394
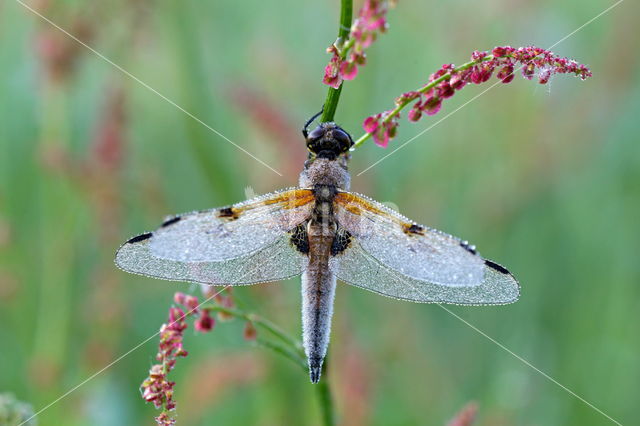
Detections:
161,216,181,227
460,241,477,255
404,224,425,235
218,207,240,220
127,232,152,244
485,260,510,274
290,224,310,254
331,228,352,255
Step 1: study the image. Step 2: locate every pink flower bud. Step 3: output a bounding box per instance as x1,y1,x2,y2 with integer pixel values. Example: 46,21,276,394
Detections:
437,81,455,99
501,73,515,84
395,91,420,106
194,310,215,332
449,72,467,90
497,64,514,83
408,107,422,122
173,292,186,305
243,322,257,341
492,46,510,58
353,51,367,65
183,295,199,312
168,307,185,323
538,67,553,84
422,96,442,116
323,51,343,89
372,125,389,147
469,66,483,84
471,50,487,61
340,60,359,81
363,115,380,133
522,63,535,80
148,364,164,379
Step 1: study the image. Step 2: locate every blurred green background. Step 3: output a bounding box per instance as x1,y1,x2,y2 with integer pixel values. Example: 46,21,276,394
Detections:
1,0,638,425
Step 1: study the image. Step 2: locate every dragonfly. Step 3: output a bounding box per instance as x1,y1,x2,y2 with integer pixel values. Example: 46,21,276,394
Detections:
115,111,520,383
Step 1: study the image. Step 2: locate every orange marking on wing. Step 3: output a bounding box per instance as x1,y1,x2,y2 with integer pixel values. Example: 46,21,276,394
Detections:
231,189,315,214
335,192,416,229
263,189,315,209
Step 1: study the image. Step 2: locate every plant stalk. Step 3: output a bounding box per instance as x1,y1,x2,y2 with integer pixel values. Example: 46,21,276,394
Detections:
320,0,353,123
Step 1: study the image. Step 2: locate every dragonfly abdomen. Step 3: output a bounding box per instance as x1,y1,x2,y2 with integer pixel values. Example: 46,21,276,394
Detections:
302,222,337,383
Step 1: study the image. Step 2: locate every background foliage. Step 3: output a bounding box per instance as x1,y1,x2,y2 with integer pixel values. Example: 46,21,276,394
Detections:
1,0,638,424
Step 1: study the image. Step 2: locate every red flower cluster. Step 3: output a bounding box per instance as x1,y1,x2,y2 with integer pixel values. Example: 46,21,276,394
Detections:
323,0,393,88
140,292,214,425
363,110,401,148
362,45,592,147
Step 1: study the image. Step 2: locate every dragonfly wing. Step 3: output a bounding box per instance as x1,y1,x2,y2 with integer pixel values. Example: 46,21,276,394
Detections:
115,188,314,285
116,232,307,285
334,191,485,287
333,191,519,304
332,238,519,305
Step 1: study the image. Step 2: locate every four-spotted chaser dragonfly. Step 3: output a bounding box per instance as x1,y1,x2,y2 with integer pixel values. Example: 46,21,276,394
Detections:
115,113,520,383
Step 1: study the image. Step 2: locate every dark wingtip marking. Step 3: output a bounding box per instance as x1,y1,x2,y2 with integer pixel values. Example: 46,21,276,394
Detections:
404,224,425,235
460,241,477,255
161,216,181,227
127,232,152,244
485,260,510,274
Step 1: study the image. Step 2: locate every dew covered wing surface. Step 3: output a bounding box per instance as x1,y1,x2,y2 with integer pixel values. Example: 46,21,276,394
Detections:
115,234,306,285
333,191,485,287
332,239,520,305
114,188,314,284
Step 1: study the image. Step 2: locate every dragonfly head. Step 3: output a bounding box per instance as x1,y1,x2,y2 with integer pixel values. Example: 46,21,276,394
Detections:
304,122,353,160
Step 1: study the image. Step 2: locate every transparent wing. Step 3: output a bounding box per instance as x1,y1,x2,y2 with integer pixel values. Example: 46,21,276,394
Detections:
116,233,306,285
334,191,485,287
115,188,314,285
331,239,519,305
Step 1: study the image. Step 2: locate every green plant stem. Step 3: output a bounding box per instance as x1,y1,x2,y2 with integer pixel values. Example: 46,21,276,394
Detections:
317,377,335,426
352,55,496,148
204,305,303,355
320,0,353,122
255,338,307,370
203,302,336,424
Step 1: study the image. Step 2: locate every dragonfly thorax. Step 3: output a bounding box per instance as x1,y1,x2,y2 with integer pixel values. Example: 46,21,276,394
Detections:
299,158,351,190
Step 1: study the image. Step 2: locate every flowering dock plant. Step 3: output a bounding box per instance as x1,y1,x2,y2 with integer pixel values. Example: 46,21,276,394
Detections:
321,1,592,147
139,1,592,425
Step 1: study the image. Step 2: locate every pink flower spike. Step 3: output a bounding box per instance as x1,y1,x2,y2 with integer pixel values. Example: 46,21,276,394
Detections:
323,0,396,87
358,45,590,148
